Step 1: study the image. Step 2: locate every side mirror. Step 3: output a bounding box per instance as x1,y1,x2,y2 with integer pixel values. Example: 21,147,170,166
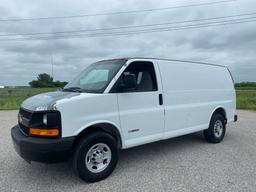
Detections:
119,73,137,92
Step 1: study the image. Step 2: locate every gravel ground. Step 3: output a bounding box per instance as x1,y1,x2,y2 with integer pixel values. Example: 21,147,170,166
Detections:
0,110,255,192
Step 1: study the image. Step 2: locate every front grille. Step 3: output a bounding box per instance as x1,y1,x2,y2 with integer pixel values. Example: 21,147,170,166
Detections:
19,108,33,119
18,108,33,136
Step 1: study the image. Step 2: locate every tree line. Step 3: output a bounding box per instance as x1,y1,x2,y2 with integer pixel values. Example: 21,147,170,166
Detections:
235,82,256,88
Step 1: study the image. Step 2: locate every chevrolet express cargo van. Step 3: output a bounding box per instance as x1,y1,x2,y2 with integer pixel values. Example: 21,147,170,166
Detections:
11,58,237,182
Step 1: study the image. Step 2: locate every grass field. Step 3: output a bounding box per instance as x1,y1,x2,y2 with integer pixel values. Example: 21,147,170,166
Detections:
0,88,255,110
236,90,256,110
0,88,57,110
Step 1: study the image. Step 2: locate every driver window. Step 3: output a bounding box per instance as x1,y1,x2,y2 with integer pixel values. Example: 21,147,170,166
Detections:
111,61,158,92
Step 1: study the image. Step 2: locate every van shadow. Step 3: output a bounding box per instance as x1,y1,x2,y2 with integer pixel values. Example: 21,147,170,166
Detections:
14,132,206,186
118,132,206,167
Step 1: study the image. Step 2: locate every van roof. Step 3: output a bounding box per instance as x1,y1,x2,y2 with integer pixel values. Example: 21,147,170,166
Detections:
99,57,226,68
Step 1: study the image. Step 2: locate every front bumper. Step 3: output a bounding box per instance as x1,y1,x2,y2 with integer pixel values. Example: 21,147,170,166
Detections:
11,125,75,163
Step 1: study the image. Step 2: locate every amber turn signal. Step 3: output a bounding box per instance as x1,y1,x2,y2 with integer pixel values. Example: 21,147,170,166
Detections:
29,128,59,137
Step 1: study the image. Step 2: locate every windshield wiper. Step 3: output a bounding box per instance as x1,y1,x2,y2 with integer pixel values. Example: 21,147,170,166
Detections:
62,87,82,93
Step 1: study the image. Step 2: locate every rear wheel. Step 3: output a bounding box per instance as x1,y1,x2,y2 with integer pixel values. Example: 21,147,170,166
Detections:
73,132,119,182
204,113,226,143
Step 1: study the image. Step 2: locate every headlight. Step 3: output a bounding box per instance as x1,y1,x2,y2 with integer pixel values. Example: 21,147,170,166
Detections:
43,114,47,125
27,111,62,138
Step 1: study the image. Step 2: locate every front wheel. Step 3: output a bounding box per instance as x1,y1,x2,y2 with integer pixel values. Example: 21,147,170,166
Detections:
73,132,119,182
204,113,226,143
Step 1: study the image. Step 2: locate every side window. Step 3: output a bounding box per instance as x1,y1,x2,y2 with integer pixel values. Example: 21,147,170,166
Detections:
111,61,158,92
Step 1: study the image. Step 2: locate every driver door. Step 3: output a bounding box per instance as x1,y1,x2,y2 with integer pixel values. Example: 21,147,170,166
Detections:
112,61,164,148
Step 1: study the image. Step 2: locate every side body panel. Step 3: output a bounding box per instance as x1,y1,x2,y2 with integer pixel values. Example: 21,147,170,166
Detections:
157,60,236,139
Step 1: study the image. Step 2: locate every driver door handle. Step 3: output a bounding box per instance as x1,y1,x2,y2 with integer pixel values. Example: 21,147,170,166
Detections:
159,94,163,105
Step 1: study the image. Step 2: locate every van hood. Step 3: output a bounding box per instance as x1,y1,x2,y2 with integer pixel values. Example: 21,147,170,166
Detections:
21,91,80,111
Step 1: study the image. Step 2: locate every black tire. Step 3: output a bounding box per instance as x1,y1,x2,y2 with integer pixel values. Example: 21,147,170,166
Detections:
204,113,226,143
73,132,119,182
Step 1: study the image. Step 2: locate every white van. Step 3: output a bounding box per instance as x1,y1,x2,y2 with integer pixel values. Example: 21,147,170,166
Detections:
11,58,237,182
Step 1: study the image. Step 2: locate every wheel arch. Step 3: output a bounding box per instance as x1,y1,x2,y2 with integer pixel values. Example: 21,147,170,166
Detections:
210,106,227,124
74,121,123,149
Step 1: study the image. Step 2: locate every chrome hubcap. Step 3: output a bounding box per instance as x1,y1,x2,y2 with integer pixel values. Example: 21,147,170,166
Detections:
214,120,223,137
85,143,111,173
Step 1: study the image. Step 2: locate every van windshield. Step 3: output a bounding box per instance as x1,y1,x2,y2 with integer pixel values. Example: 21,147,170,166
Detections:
63,60,126,93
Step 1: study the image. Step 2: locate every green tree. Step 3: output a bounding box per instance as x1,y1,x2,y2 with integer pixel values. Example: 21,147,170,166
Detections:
53,80,68,88
29,73,67,88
